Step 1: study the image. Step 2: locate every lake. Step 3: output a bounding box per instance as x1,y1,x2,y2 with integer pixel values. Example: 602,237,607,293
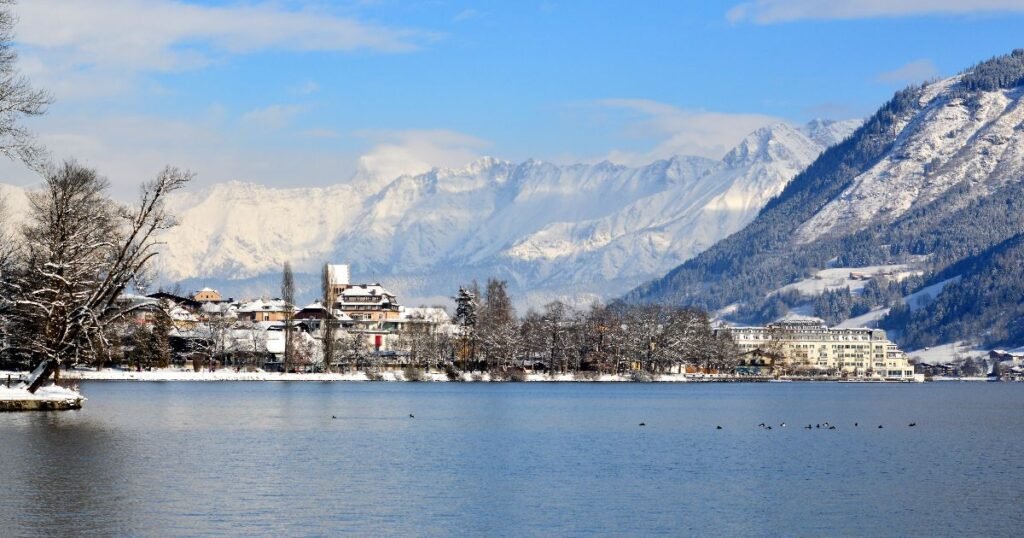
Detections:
1,381,1022,537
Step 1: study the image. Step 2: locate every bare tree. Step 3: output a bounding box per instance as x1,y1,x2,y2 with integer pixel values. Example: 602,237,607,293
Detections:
0,0,51,167
340,330,370,372
477,279,517,371
281,261,295,372
0,162,191,386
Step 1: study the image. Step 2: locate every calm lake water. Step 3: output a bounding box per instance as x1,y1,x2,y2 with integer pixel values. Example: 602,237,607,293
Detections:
1,381,1023,537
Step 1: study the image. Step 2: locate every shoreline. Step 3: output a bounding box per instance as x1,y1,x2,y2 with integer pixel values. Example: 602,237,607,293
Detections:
55,368,699,383
0,368,933,383
0,384,85,411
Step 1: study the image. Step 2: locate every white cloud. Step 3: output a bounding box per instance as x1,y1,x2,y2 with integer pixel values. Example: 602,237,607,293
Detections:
593,99,780,164
0,109,489,201
875,59,940,84
728,0,1024,24
291,81,321,96
13,0,438,100
353,130,489,181
453,9,481,22
0,110,359,199
240,104,308,131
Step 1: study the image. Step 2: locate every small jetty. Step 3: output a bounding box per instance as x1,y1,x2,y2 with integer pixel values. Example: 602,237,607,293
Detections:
0,384,84,411
0,361,84,412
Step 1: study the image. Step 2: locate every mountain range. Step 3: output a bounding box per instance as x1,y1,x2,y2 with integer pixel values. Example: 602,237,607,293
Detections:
0,118,854,309
629,50,1024,350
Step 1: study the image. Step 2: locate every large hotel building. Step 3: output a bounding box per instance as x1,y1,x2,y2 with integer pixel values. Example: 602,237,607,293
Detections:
726,319,916,379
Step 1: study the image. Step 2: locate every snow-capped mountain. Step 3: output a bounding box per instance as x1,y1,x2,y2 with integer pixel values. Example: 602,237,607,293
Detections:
502,120,859,289
628,50,1024,349
0,118,856,309
143,119,856,308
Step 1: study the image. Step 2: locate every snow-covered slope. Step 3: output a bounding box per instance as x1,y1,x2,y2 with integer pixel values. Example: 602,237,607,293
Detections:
796,77,1024,243
503,121,859,288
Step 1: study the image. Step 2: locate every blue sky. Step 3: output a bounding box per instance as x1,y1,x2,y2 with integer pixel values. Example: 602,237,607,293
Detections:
3,0,1024,196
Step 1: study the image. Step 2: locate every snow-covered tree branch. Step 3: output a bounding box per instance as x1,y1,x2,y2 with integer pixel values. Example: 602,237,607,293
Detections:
0,161,192,383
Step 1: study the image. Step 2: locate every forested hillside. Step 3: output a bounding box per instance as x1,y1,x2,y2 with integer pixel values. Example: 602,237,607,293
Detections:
628,50,1024,349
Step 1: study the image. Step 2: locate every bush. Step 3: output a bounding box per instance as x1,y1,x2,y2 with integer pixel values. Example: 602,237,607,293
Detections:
630,370,653,382
403,365,425,382
444,364,463,382
471,373,484,382
508,368,528,382
574,370,601,381
365,370,385,382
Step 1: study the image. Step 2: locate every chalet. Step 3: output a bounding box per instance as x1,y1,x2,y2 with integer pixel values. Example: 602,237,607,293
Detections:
293,301,354,330
168,305,199,329
118,294,164,325
736,349,779,376
336,284,401,325
193,287,223,303
236,298,294,322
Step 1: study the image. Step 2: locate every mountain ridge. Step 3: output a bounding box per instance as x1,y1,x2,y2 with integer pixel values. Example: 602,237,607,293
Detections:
629,49,1024,349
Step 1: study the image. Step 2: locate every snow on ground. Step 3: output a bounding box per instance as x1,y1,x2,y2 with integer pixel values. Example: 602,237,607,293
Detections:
836,307,890,329
904,341,987,364
0,383,84,402
776,264,920,297
904,275,960,311
832,275,960,329
41,368,699,383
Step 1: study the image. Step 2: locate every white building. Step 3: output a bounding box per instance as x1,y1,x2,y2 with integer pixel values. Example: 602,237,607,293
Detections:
726,319,915,379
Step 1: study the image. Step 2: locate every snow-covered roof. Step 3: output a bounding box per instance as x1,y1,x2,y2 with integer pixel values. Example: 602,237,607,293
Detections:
118,294,161,310
399,306,450,324
237,298,294,313
201,302,237,316
295,301,355,321
341,284,394,297
772,313,826,325
299,301,328,311
170,306,197,322
335,311,354,321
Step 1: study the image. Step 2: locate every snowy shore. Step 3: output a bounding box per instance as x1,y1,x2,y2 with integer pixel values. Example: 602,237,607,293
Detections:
0,384,85,411
45,367,710,383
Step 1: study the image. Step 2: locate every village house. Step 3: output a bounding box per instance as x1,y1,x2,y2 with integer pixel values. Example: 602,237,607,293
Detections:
193,287,223,303
293,300,355,331
236,298,294,322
